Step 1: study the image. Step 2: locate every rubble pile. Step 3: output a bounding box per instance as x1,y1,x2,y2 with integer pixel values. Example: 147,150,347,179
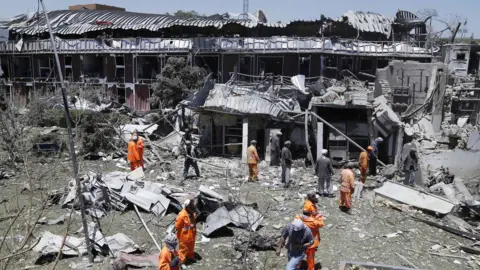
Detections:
426,166,455,188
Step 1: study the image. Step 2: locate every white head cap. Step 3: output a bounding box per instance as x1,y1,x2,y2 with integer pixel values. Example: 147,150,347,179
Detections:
376,137,384,142
132,135,138,141
321,149,328,155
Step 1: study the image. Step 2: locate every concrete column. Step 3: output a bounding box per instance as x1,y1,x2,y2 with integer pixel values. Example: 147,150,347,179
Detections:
241,117,249,162
432,73,446,132
394,125,405,170
316,122,324,160
265,129,272,163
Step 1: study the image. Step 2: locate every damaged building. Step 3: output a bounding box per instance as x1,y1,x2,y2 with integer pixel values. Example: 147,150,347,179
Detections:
0,6,435,110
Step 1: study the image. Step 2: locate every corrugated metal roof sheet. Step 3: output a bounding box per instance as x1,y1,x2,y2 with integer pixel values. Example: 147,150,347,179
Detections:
6,10,300,35
340,11,392,38
202,84,294,119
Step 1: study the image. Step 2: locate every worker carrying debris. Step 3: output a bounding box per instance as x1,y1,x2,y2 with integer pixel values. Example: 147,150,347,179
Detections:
127,135,142,171
315,149,334,197
358,146,373,184
339,163,355,213
183,140,200,180
403,148,419,186
369,137,383,176
270,131,282,166
159,233,181,270
276,219,314,270
175,197,197,265
295,209,324,270
247,140,260,182
132,130,145,169
281,141,293,188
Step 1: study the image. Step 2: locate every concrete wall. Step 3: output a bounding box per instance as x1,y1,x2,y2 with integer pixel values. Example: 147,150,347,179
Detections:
375,61,447,113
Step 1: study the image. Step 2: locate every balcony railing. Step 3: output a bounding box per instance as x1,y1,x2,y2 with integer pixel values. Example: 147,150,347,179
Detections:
0,37,438,57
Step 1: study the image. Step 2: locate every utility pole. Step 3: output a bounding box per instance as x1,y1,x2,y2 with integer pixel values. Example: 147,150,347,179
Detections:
243,0,249,20
39,0,94,263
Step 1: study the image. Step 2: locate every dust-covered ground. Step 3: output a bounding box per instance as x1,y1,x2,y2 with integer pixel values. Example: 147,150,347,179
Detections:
0,154,479,270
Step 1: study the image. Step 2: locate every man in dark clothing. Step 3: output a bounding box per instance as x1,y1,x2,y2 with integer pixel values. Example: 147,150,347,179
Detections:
275,219,314,270
281,141,293,188
315,149,334,197
270,131,282,166
369,137,383,176
403,148,419,186
183,141,200,180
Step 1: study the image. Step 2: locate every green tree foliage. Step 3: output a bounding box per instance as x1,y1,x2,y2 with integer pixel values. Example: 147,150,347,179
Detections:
171,10,203,19
151,57,206,109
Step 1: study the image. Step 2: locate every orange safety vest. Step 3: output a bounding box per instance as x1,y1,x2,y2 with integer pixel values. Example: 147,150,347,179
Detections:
158,246,179,270
137,137,145,161
295,215,324,249
303,200,318,216
340,169,355,192
175,209,197,242
127,141,140,162
247,145,259,164
358,151,369,170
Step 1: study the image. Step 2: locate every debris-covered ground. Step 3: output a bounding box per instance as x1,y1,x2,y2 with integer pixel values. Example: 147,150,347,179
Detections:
1,153,480,270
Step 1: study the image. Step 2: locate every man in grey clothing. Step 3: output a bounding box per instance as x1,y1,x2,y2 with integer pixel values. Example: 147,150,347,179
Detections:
281,141,293,188
315,149,334,197
276,219,314,270
270,131,282,166
403,148,418,186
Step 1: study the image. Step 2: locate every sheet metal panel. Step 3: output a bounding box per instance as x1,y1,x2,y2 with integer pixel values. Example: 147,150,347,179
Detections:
374,181,455,215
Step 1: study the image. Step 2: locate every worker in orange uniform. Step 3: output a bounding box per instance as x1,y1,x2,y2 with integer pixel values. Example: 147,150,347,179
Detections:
132,130,145,169
339,163,355,213
158,233,181,270
358,146,373,198
247,140,259,182
295,209,324,270
304,190,319,216
127,135,141,171
175,197,197,264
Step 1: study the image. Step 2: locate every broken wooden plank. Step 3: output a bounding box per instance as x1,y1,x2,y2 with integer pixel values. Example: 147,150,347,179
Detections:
459,245,480,255
338,261,417,270
428,252,469,260
412,216,480,241
395,252,419,269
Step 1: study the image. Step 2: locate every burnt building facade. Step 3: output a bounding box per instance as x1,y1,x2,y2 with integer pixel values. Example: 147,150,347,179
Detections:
0,8,434,111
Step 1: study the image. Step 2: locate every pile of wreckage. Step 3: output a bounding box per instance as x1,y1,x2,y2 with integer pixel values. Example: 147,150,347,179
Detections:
38,167,264,267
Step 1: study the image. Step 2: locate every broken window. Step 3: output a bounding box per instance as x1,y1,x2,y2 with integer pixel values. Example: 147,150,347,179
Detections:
341,58,353,71
117,87,126,104
456,53,466,60
360,58,373,72
136,56,160,80
64,56,73,78
194,55,219,81
115,56,125,78
299,56,310,76
239,56,254,81
82,55,104,78
14,56,32,77
460,101,475,111
38,55,54,78
258,56,283,77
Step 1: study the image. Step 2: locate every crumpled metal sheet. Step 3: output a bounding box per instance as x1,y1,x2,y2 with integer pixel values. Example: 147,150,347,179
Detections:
341,11,393,38
203,206,264,236
6,10,295,36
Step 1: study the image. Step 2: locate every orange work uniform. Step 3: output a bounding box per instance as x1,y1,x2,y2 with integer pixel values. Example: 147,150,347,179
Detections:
339,169,355,209
175,209,197,263
158,246,180,270
358,151,369,184
127,140,141,171
303,199,318,216
247,145,259,181
137,137,145,169
295,214,324,270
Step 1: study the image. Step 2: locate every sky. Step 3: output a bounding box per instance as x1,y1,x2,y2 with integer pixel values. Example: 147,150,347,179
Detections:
0,0,478,37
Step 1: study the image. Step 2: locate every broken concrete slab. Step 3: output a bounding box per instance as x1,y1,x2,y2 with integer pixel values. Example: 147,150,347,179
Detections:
126,167,145,181
466,131,480,151
338,261,416,270
374,181,455,215
198,185,224,201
